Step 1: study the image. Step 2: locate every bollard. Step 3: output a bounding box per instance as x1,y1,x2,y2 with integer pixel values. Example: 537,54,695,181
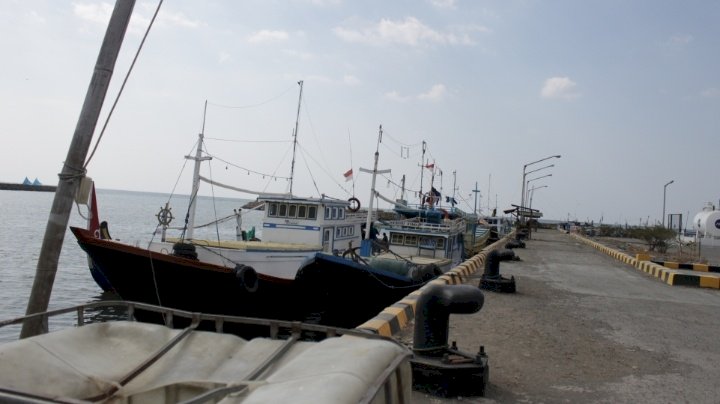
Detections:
497,248,519,261
413,284,485,356
479,250,516,293
505,239,526,249
410,284,489,397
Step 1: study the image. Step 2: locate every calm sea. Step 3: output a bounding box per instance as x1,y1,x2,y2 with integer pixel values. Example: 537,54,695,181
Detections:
0,188,260,342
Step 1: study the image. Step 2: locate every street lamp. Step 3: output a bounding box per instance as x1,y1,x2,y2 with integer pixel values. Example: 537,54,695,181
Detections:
662,180,674,227
525,173,552,205
528,185,548,210
521,155,561,221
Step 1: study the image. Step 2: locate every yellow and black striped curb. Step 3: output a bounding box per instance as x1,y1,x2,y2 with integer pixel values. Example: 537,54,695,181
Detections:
570,233,720,290
356,233,515,337
650,260,720,273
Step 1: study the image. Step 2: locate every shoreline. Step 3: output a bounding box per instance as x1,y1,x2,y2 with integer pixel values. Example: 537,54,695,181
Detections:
0,182,56,192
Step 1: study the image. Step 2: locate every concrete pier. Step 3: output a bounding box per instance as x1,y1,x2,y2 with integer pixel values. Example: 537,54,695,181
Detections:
399,229,720,403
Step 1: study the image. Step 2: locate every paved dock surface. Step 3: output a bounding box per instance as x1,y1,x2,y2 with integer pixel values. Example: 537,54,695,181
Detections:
404,229,720,403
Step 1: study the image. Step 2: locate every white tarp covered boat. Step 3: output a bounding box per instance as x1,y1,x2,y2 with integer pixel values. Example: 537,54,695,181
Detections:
0,302,411,403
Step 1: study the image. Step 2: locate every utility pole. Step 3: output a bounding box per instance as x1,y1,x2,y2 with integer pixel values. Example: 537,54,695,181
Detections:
22,0,136,338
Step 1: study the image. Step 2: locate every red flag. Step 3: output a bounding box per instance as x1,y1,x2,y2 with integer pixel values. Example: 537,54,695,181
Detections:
88,184,100,238
424,163,435,169
343,168,353,182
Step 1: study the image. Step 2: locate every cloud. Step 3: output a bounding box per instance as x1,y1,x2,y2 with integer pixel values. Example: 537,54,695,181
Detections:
418,84,447,101
218,51,231,64
384,90,411,102
334,17,474,46
308,0,342,5
247,30,289,44
541,77,579,100
385,84,447,102
73,2,200,33
700,87,720,98
73,2,112,25
428,0,457,10
343,75,361,86
668,33,693,46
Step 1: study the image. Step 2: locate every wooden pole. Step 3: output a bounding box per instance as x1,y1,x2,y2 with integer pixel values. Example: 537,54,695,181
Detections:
21,0,136,338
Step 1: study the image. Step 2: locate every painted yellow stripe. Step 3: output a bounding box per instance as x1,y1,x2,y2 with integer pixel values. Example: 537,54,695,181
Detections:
664,262,679,269
357,318,392,336
694,264,709,272
382,306,409,327
699,276,720,289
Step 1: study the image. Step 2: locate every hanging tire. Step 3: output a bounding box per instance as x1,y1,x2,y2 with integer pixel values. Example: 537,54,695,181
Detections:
347,197,361,212
234,264,259,293
172,242,198,260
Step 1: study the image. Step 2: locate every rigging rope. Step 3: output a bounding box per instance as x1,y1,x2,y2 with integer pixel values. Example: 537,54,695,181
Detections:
84,0,165,169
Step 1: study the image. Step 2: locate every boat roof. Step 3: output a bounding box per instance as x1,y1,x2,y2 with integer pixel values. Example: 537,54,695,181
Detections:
258,194,351,207
0,302,411,404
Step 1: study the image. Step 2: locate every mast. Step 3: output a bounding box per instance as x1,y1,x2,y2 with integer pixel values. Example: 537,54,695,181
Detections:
185,103,212,240
22,0,136,338
400,174,406,202
360,125,390,242
452,170,457,207
289,80,303,195
419,141,426,203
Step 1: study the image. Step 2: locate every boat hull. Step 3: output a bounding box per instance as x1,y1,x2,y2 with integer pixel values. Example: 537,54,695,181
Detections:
71,227,300,328
294,253,432,329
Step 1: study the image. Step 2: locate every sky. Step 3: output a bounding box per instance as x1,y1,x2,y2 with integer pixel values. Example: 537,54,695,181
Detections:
1,0,718,226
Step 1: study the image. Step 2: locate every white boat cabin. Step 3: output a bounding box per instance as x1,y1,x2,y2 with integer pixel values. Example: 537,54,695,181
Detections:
261,195,365,253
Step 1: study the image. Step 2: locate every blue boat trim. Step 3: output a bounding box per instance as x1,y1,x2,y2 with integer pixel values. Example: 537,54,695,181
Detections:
263,223,321,231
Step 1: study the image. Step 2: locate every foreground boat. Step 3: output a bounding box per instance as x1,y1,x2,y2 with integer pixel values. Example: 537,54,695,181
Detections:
0,301,411,403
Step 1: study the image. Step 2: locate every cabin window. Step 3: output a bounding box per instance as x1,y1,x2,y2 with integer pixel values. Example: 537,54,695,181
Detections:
436,238,445,249
404,235,418,246
339,209,345,220
390,234,404,244
288,204,297,218
336,227,342,237
308,206,317,219
268,203,278,217
325,207,331,219
297,205,307,218
332,207,339,219
279,204,287,217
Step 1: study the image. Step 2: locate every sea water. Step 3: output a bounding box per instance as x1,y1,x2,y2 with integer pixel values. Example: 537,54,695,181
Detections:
0,189,260,342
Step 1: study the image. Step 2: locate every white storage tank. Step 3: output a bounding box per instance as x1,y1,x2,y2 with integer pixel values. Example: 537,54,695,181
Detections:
694,202,720,238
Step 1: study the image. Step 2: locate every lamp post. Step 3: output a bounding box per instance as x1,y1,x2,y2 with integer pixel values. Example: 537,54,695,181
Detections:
521,155,560,222
528,185,548,211
662,180,674,227
525,174,552,207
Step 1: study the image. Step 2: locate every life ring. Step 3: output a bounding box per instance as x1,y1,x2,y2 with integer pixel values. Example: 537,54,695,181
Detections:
347,197,361,212
234,264,259,293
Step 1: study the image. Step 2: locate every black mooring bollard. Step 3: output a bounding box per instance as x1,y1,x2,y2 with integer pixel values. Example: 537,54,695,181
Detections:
483,250,501,279
410,284,489,397
480,250,516,293
413,284,485,357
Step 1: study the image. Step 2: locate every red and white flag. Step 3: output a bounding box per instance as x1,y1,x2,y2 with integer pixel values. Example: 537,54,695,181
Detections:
343,168,353,182
424,163,435,169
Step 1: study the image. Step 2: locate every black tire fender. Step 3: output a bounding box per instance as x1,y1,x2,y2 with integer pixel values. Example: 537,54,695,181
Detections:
234,264,259,293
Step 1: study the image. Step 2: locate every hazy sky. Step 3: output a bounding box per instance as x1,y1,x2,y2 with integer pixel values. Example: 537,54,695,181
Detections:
2,0,718,225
